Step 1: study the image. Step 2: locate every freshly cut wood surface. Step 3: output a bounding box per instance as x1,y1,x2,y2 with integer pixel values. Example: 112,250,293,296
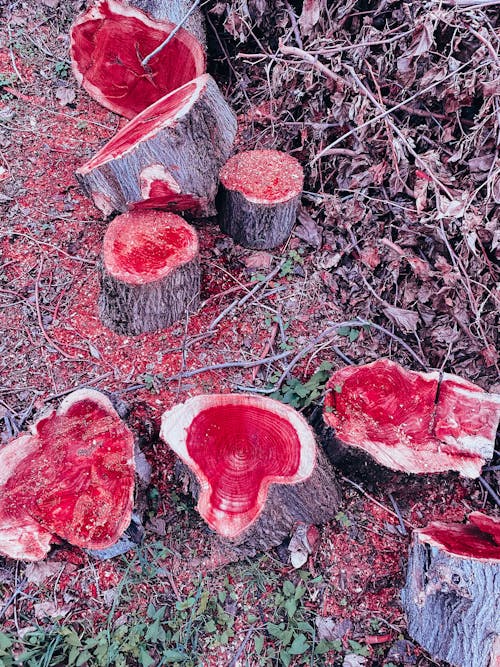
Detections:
218,149,304,249
160,394,340,553
324,358,500,477
0,390,135,561
76,74,237,217
402,515,500,667
70,0,205,118
99,210,200,334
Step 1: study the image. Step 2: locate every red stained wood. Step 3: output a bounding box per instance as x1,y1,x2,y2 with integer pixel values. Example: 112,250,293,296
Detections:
219,150,304,204
76,74,237,217
70,0,205,118
160,394,340,552
324,359,500,477
103,210,199,285
0,390,135,561
416,514,500,561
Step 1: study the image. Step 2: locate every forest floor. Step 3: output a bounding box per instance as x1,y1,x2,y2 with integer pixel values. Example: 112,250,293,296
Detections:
0,0,499,665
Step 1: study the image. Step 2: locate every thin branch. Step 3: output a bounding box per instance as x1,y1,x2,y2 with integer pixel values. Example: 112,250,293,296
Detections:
141,0,201,67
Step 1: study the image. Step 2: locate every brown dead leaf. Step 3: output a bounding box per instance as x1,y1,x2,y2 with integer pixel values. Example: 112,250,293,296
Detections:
359,245,380,269
299,0,323,35
414,178,428,213
315,617,353,641
42,0,60,6
34,601,71,620
25,561,62,585
242,251,273,269
55,87,76,107
288,523,319,569
294,208,322,248
383,305,420,333
480,345,498,367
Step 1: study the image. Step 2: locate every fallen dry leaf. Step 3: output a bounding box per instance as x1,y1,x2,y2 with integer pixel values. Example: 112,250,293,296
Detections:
383,305,420,333
25,561,62,585
294,208,322,248
55,87,76,107
298,0,323,35
242,251,273,269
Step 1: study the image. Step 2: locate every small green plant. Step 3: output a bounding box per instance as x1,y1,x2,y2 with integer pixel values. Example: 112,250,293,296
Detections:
271,361,333,409
280,249,304,278
54,61,70,79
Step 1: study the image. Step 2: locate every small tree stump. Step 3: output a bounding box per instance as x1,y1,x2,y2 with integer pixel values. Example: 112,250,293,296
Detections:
160,394,340,554
0,390,135,561
99,210,200,335
76,74,237,217
70,0,206,118
324,359,500,478
218,150,304,249
401,513,500,667
129,0,206,46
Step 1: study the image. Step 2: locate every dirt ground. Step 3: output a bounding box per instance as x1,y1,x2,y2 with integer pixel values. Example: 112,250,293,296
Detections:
0,0,499,665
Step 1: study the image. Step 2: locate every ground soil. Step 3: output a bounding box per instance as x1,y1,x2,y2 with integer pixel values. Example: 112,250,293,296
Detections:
0,1,498,666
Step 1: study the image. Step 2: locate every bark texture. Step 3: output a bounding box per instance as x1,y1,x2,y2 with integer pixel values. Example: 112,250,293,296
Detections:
401,531,500,667
128,0,206,46
218,188,301,249
76,75,237,217
99,255,200,335
177,444,340,555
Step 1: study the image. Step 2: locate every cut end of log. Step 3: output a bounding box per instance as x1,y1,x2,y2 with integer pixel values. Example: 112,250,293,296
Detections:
0,390,135,561
416,513,500,561
103,210,199,285
324,359,500,477
70,0,206,118
219,150,304,205
160,394,317,539
79,77,204,175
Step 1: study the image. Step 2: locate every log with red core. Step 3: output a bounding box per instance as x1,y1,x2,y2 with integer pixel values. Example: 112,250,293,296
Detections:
76,74,237,217
99,210,200,335
70,0,206,119
0,390,135,561
323,358,500,478
402,513,500,667
218,149,304,249
160,394,340,553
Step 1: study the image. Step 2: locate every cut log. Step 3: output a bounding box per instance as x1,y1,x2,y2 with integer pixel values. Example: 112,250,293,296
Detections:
160,394,340,553
218,149,304,249
99,210,200,335
70,0,205,119
76,74,237,217
128,0,206,47
0,389,135,561
323,359,500,478
401,514,500,667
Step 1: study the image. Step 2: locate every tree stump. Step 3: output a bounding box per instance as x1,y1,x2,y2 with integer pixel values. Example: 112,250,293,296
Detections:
218,149,304,249
401,513,500,667
160,394,341,554
76,74,237,217
99,210,200,335
0,389,135,561
70,0,206,119
323,359,500,478
128,0,206,47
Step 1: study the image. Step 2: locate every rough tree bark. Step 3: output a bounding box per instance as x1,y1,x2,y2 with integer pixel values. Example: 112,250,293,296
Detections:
218,149,304,249
402,514,500,667
76,74,237,217
160,394,340,555
70,0,205,118
324,359,500,478
99,210,200,335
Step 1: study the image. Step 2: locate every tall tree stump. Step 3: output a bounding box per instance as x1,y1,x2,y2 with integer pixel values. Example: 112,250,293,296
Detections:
70,0,206,118
324,359,500,478
0,390,135,561
218,150,304,249
160,394,340,554
129,0,206,46
401,513,500,667
76,74,237,217
99,210,200,335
